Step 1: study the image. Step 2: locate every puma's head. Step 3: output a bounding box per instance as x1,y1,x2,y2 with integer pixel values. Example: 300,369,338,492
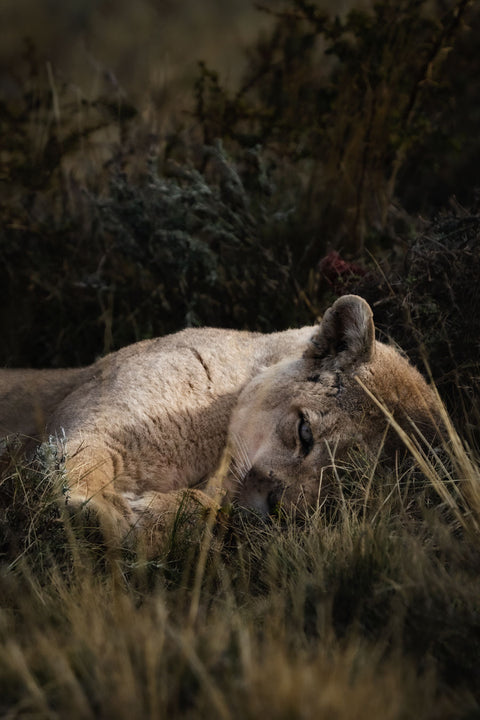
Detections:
223,295,443,515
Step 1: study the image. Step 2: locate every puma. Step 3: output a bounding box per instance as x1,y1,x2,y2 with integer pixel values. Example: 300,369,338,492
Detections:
0,296,442,543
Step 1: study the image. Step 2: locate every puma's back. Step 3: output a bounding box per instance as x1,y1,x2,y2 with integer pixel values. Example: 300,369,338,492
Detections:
0,367,90,440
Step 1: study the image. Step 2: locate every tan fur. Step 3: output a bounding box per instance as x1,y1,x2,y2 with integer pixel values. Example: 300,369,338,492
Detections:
0,296,442,546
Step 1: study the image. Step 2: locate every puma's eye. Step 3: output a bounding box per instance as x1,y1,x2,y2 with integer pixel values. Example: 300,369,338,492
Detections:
298,414,314,455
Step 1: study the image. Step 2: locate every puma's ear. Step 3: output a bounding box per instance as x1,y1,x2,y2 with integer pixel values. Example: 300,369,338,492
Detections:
305,295,375,366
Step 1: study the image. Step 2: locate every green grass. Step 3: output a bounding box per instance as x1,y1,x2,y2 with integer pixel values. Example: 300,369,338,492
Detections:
1,415,480,719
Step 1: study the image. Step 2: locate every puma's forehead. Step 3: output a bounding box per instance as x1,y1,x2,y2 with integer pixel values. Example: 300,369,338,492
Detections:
244,339,435,409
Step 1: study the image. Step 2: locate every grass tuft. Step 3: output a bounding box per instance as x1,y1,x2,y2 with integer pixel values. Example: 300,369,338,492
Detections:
2,412,480,717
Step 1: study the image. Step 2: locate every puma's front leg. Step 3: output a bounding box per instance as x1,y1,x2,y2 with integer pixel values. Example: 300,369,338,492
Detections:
127,488,222,556
61,438,135,544
59,437,221,554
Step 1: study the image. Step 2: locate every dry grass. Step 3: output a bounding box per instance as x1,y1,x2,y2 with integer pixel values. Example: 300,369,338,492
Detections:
1,410,480,719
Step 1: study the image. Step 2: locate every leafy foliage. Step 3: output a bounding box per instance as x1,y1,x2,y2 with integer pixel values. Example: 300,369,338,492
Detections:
94,142,299,336
194,0,479,252
340,207,480,439
1,105,306,366
1,0,480,369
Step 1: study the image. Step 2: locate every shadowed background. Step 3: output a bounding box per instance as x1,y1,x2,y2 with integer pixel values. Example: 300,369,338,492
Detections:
1,0,480,436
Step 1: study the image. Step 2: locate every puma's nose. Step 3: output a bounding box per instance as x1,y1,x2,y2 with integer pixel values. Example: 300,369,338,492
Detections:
241,468,280,516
